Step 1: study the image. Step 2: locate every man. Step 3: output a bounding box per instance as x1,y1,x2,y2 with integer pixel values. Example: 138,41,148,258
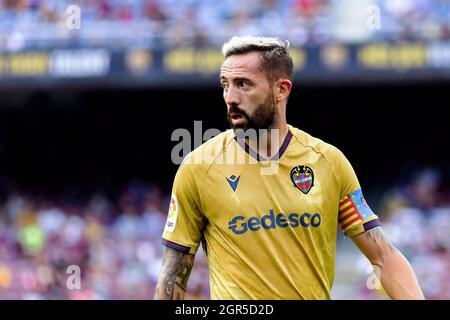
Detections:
154,36,424,300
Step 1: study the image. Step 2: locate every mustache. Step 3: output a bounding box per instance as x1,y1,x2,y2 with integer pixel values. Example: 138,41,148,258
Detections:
228,104,250,119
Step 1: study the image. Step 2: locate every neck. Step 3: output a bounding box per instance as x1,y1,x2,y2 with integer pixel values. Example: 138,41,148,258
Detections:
246,113,288,159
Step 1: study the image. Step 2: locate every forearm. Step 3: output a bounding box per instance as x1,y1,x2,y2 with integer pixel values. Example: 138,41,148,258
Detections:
352,227,425,300
375,250,424,300
154,246,194,300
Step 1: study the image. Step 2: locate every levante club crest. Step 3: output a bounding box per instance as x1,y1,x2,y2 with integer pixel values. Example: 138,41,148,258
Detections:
291,165,314,194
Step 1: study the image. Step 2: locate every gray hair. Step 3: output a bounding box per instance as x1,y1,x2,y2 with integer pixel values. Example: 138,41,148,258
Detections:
222,36,294,82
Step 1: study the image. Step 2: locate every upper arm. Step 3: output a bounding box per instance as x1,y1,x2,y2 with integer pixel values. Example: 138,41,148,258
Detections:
333,148,389,262
331,148,399,268
351,226,397,267
162,158,206,255
332,147,381,237
156,158,204,299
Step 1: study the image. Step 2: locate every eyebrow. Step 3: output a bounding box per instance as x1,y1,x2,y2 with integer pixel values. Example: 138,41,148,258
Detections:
219,76,253,83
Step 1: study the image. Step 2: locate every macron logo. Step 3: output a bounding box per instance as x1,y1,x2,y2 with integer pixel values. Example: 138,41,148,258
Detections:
226,175,240,192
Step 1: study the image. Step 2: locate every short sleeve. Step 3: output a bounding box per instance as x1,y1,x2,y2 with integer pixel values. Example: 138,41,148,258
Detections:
162,158,205,255
334,148,381,237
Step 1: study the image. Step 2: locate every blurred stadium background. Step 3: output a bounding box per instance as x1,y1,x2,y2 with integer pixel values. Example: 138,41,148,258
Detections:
0,0,449,299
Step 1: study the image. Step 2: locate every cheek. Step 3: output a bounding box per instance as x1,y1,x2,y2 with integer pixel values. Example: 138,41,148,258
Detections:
246,90,263,105
249,92,267,107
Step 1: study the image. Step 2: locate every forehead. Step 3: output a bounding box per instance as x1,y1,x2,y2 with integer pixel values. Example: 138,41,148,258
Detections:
220,51,265,79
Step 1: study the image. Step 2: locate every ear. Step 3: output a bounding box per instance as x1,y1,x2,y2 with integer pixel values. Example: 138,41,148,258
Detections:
275,78,292,103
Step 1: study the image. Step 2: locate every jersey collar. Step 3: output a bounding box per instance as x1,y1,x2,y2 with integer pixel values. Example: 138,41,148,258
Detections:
234,129,293,162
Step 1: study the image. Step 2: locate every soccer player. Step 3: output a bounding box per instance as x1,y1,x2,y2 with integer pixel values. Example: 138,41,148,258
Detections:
154,36,424,300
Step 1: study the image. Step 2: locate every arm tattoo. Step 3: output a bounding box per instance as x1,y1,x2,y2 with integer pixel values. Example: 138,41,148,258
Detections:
154,247,194,300
365,227,398,254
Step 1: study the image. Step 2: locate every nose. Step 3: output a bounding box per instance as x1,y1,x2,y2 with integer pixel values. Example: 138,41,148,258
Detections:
224,86,240,107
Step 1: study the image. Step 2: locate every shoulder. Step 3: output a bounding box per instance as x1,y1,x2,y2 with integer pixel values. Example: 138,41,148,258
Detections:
288,124,345,163
186,128,235,163
289,125,360,197
177,129,235,178
195,128,235,156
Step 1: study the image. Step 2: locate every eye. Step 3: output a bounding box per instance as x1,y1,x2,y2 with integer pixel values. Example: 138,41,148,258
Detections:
220,82,229,90
237,80,250,89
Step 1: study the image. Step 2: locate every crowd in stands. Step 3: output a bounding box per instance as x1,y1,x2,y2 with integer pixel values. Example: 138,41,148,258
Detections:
353,168,450,299
0,166,449,299
0,0,449,50
0,181,209,299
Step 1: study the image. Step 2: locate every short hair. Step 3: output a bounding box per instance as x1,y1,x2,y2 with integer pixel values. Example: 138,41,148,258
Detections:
222,36,294,83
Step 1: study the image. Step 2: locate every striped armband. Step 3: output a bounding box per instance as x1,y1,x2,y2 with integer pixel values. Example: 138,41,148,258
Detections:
338,189,380,234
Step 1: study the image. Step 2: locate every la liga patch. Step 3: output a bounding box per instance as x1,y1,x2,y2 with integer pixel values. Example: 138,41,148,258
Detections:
165,193,178,233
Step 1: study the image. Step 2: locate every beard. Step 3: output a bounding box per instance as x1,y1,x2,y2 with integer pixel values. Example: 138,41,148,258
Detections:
227,92,276,132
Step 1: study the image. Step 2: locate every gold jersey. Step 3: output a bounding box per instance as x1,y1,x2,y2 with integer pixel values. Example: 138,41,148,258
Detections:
162,124,380,299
